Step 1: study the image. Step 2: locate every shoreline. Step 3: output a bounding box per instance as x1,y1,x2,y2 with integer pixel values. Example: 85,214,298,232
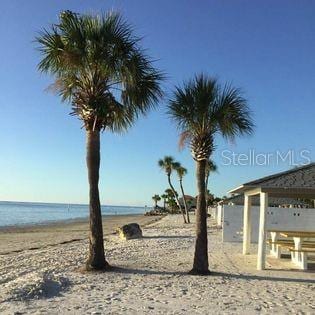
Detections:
0,201,147,230
0,214,162,255
0,213,145,232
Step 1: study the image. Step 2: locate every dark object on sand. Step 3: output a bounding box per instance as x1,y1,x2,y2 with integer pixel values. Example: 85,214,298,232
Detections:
117,223,143,240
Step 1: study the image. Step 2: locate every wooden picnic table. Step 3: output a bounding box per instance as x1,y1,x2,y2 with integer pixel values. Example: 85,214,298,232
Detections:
280,231,315,237
279,231,315,251
268,230,315,269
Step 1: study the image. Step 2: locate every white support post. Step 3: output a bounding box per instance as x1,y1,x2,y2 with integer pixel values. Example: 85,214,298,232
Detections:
293,237,302,263
217,205,223,227
242,194,252,255
257,192,268,270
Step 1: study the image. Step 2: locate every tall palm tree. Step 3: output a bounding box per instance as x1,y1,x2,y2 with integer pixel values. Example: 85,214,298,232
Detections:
158,156,187,223
152,194,161,208
36,11,163,271
205,160,218,208
174,164,190,223
168,74,253,274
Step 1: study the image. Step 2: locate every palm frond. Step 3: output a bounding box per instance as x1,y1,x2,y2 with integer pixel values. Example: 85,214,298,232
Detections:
36,10,164,132
175,166,187,179
158,156,176,175
178,130,192,150
214,83,254,141
206,160,218,177
168,74,254,159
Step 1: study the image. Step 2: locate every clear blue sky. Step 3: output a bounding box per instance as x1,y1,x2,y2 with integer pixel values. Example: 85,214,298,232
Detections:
0,0,314,206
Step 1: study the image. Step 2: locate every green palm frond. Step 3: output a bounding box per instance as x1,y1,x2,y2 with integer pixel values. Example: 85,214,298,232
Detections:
158,156,180,175
175,166,187,180
36,10,164,132
205,160,218,178
214,84,254,140
165,188,173,195
172,162,181,169
152,194,161,202
168,74,254,160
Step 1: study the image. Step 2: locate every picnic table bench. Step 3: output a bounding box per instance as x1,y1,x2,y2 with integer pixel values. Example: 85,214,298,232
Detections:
267,230,315,270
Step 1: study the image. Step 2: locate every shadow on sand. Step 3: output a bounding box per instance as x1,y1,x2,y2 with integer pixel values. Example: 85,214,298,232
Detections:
210,271,315,284
107,267,315,284
142,235,193,240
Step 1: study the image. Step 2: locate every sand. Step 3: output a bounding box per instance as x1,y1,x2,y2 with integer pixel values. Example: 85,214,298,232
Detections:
0,214,160,255
0,214,314,314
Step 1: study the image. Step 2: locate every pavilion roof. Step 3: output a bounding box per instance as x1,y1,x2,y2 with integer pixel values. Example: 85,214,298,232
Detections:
221,194,309,207
229,163,315,197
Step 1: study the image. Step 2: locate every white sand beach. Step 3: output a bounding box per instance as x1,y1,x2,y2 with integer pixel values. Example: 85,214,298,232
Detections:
0,214,314,314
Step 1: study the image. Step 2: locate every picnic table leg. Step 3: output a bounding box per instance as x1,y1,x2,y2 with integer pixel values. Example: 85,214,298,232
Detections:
300,252,307,270
292,237,302,266
270,232,280,258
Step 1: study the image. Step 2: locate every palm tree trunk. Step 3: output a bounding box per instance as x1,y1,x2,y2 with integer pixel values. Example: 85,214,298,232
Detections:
179,179,190,223
86,129,108,270
205,173,209,209
191,159,209,274
167,174,187,223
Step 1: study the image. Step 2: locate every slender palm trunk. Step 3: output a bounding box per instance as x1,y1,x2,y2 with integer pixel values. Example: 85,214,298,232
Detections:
163,199,166,210
205,173,209,209
179,179,190,223
86,129,108,270
191,159,210,274
168,174,187,223
154,200,157,208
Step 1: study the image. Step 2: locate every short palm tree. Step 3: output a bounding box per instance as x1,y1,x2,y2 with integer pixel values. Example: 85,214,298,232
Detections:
166,198,177,213
174,164,190,223
36,11,163,271
158,156,187,223
161,194,168,210
168,74,253,274
164,188,176,212
152,194,161,208
165,188,174,196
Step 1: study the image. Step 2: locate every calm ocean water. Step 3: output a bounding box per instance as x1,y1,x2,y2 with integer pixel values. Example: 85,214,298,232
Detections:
0,201,145,227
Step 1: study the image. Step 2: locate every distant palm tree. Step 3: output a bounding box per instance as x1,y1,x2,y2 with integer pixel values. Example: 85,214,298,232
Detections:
174,164,190,223
164,188,177,213
36,11,163,271
205,160,218,208
168,74,253,274
161,194,168,210
158,156,187,223
166,198,177,213
152,194,161,208
165,188,174,196
206,190,215,206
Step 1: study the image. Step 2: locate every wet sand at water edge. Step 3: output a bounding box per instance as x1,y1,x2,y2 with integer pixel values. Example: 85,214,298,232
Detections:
0,214,163,255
